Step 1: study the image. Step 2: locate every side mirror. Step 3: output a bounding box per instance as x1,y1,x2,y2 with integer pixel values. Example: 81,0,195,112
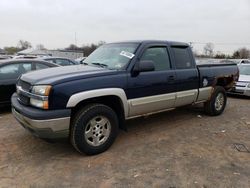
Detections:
133,60,155,73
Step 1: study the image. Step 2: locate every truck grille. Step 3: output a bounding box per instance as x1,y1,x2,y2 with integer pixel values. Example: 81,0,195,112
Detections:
231,88,244,94
235,81,248,88
17,80,31,91
17,80,31,106
18,93,30,105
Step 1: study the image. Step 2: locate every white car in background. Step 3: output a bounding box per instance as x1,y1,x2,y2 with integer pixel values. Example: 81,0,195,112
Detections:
236,59,250,64
75,57,87,64
229,64,250,96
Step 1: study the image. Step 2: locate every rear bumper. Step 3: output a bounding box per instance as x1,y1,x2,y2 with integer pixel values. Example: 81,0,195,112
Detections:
11,93,71,139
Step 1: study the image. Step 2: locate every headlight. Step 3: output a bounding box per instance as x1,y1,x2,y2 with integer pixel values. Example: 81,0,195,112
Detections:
247,83,250,88
32,85,51,96
30,85,51,109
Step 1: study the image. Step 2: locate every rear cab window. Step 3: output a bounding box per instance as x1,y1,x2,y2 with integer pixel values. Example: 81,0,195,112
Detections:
171,46,194,69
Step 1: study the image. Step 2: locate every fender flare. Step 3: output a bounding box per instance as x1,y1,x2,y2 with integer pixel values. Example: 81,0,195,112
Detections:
66,88,129,117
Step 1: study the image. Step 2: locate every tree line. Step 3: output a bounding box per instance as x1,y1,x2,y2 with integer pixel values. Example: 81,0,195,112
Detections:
2,40,250,59
195,42,250,59
2,40,105,57
64,41,106,56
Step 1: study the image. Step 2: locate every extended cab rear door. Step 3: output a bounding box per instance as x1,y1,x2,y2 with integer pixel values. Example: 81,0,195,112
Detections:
127,44,177,117
169,46,199,107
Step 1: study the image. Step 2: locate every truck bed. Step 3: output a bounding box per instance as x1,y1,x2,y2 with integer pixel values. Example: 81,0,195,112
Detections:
197,62,239,89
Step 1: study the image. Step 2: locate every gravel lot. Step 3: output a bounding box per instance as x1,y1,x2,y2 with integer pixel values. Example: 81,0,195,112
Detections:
0,96,250,188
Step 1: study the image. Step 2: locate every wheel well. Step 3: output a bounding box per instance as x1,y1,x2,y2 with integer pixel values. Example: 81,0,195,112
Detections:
70,95,126,130
215,76,234,90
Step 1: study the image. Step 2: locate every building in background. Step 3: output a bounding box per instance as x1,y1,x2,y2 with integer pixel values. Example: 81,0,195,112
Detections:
17,49,84,59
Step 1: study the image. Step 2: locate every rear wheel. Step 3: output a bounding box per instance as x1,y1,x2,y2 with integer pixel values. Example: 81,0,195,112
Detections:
204,86,227,116
71,104,119,155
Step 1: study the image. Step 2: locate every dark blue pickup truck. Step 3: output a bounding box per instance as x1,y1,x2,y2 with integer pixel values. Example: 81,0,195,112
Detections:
12,40,239,155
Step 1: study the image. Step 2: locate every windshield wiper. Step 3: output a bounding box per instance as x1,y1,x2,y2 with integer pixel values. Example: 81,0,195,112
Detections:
91,62,108,68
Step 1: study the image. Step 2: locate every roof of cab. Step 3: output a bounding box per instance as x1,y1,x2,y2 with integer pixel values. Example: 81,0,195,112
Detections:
109,40,189,46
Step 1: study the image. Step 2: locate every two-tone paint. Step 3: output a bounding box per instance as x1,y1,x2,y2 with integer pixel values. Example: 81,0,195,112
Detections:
12,40,239,139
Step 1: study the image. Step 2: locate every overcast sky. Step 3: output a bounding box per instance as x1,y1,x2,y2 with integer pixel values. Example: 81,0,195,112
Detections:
0,0,249,54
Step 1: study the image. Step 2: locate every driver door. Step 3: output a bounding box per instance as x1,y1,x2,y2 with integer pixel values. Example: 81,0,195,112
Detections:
127,45,177,117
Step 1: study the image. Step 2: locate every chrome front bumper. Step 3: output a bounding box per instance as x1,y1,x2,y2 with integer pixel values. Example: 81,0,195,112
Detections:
228,81,250,96
228,87,250,96
12,108,70,139
11,93,71,139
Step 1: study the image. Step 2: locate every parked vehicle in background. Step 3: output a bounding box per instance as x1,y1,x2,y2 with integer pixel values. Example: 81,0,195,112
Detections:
230,59,250,65
195,58,223,65
0,59,59,106
228,64,250,96
238,59,250,64
38,57,79,66
219,60,236,64
75,57,87,64
13,55,38,59
12,40,239,155
0,55,13,60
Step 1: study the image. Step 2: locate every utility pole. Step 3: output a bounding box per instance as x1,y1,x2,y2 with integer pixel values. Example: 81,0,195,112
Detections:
75,32,77,49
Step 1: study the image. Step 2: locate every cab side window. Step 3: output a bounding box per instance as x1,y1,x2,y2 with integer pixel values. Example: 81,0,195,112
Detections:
171,47,194,69
140,47,171,71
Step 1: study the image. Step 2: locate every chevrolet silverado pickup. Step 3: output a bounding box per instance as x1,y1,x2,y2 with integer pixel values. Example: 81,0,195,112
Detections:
11,40,239,155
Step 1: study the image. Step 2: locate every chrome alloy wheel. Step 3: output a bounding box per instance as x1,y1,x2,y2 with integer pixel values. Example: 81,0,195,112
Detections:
84,116,111,147
215,93,225,111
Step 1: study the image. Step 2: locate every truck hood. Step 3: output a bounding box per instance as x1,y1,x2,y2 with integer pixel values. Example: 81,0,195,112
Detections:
21,65,117,85
239,75,250,82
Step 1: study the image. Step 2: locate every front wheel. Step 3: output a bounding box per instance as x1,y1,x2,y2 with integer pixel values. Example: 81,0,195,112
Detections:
71,104,119,155
204,86,227,116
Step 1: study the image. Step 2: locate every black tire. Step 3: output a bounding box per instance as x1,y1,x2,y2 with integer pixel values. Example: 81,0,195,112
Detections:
71,104,119,155
204,86,227,116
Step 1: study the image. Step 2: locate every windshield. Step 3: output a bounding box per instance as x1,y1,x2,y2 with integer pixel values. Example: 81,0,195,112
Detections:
84,43,138,70
238,65,250,75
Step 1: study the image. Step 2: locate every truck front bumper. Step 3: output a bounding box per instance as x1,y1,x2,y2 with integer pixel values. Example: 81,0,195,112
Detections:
228,86,250,97
11,93,71,139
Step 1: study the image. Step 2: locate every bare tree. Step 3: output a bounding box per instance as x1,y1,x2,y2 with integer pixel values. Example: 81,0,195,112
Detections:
232,48,250,58
17,40,32,50
214,51,226,59
65,44,81,51
203,43,214,57
64,41,106,56
97,41,106,46
36,44,46,50
192,49,199,57
239,48,250,58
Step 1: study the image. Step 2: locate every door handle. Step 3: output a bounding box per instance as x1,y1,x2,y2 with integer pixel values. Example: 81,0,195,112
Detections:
168,75,175,81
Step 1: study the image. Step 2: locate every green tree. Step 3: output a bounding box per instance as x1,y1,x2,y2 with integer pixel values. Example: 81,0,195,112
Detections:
3,46,19,55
